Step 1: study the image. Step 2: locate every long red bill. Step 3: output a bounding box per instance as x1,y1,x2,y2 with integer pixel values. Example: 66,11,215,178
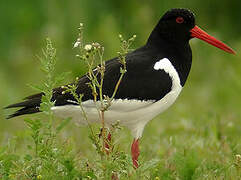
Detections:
190,25,235,54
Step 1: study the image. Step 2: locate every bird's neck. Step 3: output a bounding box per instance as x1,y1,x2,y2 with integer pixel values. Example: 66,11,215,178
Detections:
167,43,192,87
146,38,192,86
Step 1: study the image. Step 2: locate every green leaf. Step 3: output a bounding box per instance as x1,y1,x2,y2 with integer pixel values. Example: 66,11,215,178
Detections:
55,71,71,85
24,118,42,131
28,84,44,92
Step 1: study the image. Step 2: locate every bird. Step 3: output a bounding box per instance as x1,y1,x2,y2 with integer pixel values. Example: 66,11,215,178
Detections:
6,8,235,169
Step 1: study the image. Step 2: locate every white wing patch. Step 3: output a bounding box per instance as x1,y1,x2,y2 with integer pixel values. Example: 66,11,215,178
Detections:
154,58,181,90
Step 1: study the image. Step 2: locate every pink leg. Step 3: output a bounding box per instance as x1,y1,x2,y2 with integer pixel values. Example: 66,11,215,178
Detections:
111,173,119,180
104,132,112,154
131,138,140,169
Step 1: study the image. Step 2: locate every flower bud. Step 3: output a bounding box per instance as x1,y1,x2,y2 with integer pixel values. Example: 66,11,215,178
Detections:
84,44,92,51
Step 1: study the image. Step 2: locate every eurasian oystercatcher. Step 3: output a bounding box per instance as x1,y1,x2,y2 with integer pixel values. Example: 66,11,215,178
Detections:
6,8,235,168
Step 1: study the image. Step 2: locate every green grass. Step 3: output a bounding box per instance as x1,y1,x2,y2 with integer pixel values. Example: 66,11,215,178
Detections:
1,33,241,180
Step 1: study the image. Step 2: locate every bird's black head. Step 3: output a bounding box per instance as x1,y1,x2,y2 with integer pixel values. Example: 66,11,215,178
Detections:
147,8,235,54
148,8,196,45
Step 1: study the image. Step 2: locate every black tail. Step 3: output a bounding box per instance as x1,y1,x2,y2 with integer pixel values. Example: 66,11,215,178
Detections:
5,93,43,119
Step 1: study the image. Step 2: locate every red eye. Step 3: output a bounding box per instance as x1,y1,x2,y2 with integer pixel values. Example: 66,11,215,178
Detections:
176,17,184,24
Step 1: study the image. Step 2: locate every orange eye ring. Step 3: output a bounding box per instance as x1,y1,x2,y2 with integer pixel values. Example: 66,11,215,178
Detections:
176,17,184,24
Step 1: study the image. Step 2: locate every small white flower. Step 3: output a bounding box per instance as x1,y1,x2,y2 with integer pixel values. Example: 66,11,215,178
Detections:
236,154,241,161
84,44,92,51
73,40,81,48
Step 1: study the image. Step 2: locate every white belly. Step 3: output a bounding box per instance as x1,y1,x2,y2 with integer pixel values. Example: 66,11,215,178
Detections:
52,87,181,138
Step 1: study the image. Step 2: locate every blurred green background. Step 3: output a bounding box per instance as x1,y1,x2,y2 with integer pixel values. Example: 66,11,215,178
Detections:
0,0,240,154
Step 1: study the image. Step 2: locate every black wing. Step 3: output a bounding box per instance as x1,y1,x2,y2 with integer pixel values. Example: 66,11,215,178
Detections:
5,46,172,118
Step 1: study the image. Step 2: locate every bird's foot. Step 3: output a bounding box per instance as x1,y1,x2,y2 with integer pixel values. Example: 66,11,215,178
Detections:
131,138,140,169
